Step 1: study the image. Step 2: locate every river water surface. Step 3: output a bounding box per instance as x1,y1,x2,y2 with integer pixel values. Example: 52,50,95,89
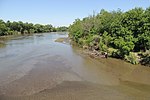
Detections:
0,32,150,100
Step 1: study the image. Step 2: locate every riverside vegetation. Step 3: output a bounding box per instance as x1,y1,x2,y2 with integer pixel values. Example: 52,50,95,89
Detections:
69,7,150,66
0,19,68,36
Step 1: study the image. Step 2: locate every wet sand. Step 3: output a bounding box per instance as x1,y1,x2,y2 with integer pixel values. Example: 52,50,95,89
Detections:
0,33,150,100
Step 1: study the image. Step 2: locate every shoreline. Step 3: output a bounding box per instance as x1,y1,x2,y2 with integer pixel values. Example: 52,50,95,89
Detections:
83,48,150,67
56,37,150,67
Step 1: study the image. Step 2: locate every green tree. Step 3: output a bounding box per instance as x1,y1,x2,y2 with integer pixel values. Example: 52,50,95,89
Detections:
0,20,8,36
69,7,150,62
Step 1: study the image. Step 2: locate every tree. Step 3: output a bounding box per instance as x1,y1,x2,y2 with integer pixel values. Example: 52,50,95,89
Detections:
69,7,150,61
0,20,8,36
137,7,150,51
56,26,68,32
0,19,59,35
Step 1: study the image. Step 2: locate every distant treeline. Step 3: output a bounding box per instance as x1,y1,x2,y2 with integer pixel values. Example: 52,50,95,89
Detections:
0,19,68,36
69,7,150,65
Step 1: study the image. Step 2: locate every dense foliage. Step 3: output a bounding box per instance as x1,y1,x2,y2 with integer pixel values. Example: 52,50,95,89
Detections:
56,26,68,32
0,20,68,36
69,7,150,65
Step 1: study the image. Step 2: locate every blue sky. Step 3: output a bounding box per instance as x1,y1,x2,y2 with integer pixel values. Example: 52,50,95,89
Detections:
0,0,150,26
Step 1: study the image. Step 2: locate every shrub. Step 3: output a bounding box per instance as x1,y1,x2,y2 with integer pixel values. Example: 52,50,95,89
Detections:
124,52,139,64
107,48,117,56
140,50,150,66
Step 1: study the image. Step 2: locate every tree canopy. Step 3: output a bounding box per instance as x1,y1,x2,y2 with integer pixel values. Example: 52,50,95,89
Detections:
0,20,68,36
69,7,150,64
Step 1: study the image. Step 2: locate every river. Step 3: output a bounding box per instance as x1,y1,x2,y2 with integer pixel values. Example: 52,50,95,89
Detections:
0,32,150,100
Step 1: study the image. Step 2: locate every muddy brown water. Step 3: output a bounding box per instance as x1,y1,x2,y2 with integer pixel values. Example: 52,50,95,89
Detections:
0,32,150,100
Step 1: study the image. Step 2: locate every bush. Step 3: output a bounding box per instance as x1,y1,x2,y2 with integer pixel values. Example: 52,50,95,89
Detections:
124,52,139,64
107,48,117,56
99,37,107,52
111,50,122,58
85,35,94,45
141,56,150,66
78,38,85,46
140,50,150,66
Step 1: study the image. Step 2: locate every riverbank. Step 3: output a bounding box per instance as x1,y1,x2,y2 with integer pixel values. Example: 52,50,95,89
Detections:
0,34,31,40
82,47,150,67
55,37,150,67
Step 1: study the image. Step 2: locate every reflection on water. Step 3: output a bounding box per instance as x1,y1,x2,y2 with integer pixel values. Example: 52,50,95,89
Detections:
0,32,150,100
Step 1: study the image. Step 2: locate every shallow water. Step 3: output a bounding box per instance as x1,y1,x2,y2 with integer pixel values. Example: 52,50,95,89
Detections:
0,32,150,100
